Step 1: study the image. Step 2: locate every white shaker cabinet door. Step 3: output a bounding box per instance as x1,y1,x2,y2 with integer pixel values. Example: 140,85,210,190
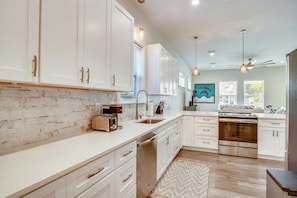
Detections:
110,0,134,91
39,0,80,87
77,0,109,89
0,0,39,83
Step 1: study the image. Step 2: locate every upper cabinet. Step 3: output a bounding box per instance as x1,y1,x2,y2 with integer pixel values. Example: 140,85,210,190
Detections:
0,0,40,83
110,1,134,91
147,44,178,95
0,0,134,92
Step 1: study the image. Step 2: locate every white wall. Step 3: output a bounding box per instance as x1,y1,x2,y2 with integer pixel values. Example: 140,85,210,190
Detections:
192,66,286,111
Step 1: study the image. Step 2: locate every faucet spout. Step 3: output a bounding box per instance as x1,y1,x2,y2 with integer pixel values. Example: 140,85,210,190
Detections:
135,90,148,120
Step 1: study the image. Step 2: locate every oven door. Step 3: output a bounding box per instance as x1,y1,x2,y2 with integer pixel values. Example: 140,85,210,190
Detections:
219,118,257,143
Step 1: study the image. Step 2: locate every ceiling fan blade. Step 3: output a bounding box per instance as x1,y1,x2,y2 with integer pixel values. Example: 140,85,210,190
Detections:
256,60,274,65
255,62,276,66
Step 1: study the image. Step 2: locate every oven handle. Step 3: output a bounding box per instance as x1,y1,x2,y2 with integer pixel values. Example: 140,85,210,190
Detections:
219,118,258,124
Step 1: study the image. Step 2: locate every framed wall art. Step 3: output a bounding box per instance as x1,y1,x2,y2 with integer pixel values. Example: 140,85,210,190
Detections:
194,83,215,103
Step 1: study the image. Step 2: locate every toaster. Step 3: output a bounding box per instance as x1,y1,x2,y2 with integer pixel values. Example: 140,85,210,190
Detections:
92,114,117,132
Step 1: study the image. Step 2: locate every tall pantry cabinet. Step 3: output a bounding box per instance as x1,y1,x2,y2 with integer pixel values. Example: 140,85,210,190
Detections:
0,0,39,83
0,0,134,92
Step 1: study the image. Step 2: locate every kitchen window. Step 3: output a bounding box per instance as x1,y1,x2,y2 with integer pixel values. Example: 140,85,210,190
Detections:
179,72,185,88
219,81,237,105
119,42,144,101
244,80,264,108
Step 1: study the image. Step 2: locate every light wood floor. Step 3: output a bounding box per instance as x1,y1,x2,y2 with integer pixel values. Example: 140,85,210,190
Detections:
176,149,284,198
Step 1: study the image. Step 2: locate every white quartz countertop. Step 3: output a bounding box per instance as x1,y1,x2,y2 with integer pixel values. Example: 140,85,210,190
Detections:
0,110,286,197
255,113,286,120
0,112,182,197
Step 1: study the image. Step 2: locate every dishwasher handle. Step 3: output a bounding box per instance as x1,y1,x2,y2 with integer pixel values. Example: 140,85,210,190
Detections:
137,134,158,146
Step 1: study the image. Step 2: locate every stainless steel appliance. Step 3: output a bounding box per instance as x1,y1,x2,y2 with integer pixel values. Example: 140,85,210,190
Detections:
91,114,117,132
137,132,158,197
286,49,297,172
218,112,258,158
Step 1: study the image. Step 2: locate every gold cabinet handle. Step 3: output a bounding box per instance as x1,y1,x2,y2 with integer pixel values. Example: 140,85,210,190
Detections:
123,174,133,183
87,167,104,179
86,68,90,84
32,55,37,77
80,67,84,83
123,150,133,157
112,75,115,86
273,130,275,136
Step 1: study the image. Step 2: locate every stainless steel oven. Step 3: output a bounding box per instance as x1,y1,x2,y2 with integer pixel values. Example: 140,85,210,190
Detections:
218,113,258,158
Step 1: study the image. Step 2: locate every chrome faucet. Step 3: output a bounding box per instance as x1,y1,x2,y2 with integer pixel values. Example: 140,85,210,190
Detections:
135,90,148,120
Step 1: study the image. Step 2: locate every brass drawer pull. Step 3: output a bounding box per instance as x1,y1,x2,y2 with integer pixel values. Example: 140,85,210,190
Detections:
123,150,133,157
86,68,90,83
123,174,133,183
87,167,104,179
80,67,84,83
32,55,37,77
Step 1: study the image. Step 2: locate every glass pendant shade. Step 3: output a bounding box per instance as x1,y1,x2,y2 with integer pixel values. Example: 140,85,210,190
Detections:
192,36,200,76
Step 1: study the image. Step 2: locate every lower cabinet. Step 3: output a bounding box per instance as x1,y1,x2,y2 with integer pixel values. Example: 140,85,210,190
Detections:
156,118,181,180
22,177,67,198
258,119,286,158
22,141,136,198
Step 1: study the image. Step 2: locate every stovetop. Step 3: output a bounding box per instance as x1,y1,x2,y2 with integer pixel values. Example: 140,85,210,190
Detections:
218,112,258,118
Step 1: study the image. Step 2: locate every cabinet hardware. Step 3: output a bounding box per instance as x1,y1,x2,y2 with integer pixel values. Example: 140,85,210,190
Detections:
166,137,169,145
32,55,37,77
273,130,275,136
87,167,104,178
86,68,90,83
277,130,279,137
123,173,133,183
112,75,115,86
203,119,210,121
123,150,133,157
80,67,84,83
271,122,280,125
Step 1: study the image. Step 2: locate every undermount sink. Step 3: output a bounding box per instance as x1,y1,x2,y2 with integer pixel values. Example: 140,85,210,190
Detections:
137,118,164,124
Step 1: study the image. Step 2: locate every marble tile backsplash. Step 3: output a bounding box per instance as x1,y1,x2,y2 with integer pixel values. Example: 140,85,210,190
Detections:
0,84,117,155
0,84,172,155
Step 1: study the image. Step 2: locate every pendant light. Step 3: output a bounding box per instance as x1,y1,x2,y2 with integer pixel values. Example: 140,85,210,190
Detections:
239,29,249,73
192,36,201,76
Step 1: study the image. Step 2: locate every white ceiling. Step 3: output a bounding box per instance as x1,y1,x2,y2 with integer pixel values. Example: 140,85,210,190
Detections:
132,0,297,71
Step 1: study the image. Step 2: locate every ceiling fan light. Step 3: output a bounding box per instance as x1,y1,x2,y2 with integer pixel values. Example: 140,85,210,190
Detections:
192,67,201,76
239,64,249,73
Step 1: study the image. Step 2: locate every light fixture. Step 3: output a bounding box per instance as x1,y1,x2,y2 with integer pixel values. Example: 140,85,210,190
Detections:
208,50,215,56
139,27,144,41
192,36,201,76
192,0,200,5
138,0,145,3
239,29,249,73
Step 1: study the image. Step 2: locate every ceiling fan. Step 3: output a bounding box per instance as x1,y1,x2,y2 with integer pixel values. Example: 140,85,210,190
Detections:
246,58,276,70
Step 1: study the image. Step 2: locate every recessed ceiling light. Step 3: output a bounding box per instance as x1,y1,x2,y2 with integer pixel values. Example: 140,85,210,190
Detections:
192,0,200,5
280,60,285,64
208,50,215,56
210,62,216,68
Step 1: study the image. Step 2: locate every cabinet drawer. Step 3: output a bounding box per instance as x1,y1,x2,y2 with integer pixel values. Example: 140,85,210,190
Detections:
258,120,285,128
76,172,115,198
115,157,136,198
67,152,115,197
194,116,218,124
194,124,218,136
23,177,66,198
123,184,136,198
194,136,218,149
115,141,136,168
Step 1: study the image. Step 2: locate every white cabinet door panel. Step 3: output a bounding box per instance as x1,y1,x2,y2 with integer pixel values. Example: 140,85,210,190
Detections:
0,0,39,83
40,0,79,86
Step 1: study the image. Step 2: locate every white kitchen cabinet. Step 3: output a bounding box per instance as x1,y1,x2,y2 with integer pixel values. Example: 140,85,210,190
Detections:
258,119,286,158
147,44,178,95
110,0,134,91
193,116,218,150
156,118,181,180
182,116,194,146
77,0,109,89
39,0,80,86
115,157,137,198
0,0,39,83
23,177,66,198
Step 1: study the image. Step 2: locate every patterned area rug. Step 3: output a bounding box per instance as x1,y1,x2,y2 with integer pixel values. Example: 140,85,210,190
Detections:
150,158,210,198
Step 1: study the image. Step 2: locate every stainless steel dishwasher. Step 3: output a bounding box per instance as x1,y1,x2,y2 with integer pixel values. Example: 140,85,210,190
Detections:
137,132,158,198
